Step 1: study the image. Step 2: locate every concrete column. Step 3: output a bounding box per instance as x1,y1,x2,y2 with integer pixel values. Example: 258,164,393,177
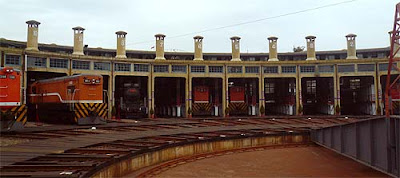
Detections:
267,36,279,61
186,76,191,117
333,64,339,114
148,75,152,118
72,26,85,56
372,72,379,115
376,72,384,115
346,34,357,59
176,78,181,117
22,54,27,105
230,36,241,61
258,76,264,116
155,34,166,60
193,36,204,61
306,36,317,61
222,76,227,117
214,79,219,116
115,31,127,58
151,76,155,113
108,75,113,118
388,31,400,58
375,63,382,115
25,20,40,51
296,65,301,115
112,74,116,107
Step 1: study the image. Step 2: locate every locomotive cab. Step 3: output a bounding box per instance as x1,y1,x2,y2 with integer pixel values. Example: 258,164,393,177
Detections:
0,67,27,131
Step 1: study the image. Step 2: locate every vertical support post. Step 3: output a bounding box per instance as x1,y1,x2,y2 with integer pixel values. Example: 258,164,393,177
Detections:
251,80,257,116
176,78,181,117
340,125,344,153
112,74,116,107
214,79,220,116
108,74,113,119
296,65,302,115
23,54,27,105
372,66,380,115
222,69,228,117
369,119,375,166
186,74,191,118
148,74,152,118
334,64,340,115
1,51,4,67
259,74,264,116
151,76,155,117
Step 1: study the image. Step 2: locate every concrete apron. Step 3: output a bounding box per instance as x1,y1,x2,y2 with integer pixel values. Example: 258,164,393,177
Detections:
90,133,309,177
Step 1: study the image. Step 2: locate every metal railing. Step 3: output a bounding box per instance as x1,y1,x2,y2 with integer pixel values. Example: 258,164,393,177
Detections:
311,116,399,177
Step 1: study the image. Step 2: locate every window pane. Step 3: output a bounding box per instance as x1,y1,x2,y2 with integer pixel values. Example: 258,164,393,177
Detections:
338,64,355,73
5,55,20,65
281,66,296,73
319,65,333,73
379,63,397,71
264,66,278,73
50,58,68,68
172,65,187,73
115,63,131,72
245,66,259,73
300,66,315,73
72,60,90,70
191,66,205,73
209,66,223,73
94,62,110,71
228,66,242,73
27,56,46,67
134,64,149,72
357,64,375,72
154,65,169,72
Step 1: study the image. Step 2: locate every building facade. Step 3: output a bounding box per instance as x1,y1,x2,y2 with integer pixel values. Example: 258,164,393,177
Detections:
0,20,399,118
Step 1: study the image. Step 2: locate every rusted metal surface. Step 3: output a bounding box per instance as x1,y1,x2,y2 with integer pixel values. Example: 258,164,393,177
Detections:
0,117,365,177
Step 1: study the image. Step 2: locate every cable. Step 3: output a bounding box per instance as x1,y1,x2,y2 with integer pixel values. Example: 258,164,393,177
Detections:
127,0,358,46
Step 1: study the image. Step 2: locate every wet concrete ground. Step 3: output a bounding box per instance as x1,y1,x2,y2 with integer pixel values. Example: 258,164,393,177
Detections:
153,146,387,177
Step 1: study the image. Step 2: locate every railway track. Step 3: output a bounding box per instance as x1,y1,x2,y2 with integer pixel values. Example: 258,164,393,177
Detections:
1,117,358,141
0,117,362,177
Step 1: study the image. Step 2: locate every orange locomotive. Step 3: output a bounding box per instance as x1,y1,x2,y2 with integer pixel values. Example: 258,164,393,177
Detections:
0,67,27,131
29,74,107,125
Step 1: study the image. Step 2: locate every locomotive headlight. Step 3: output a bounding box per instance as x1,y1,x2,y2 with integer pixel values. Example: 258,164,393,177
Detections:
5,69,13,73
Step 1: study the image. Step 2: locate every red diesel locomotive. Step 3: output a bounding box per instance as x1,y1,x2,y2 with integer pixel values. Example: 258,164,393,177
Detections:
0,67,27,131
